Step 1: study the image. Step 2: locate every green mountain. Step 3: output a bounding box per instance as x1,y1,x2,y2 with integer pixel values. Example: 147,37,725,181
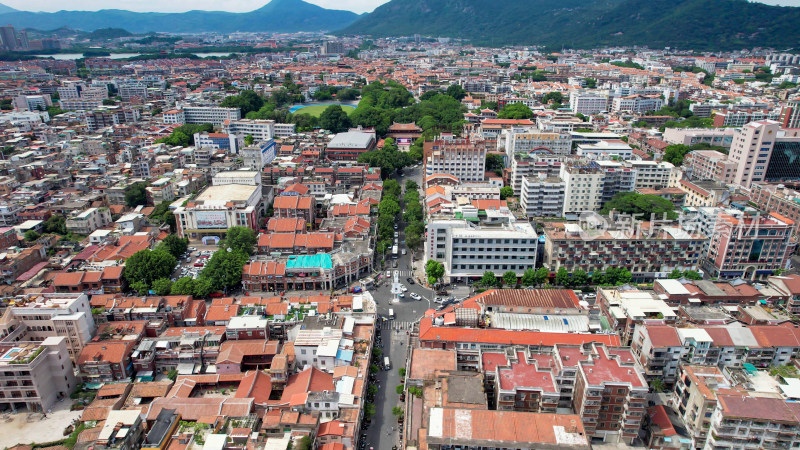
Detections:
0,3,17,14
338,0,800,50
0,0,358,33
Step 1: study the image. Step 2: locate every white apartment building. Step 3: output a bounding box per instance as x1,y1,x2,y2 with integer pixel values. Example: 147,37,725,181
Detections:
1,293,96,362
704,395,800,450
595,160,637,203
162,109,185,124
611,95,663,114
509,153,563,195
0,337,78,412
728,120,780,188
623,160,678,189
13,94,51,112
180,106,241,126
425,218,538,280
424,136,487,182
576,140,633,160
224,119,297,140
520,175,565,218
569,91,609,115
502,129,572,158
293,327,344,373
58,98,102,111
663,127,737,148
560,163,604,215
212,170,261,186
240,140,277,171
684,150,737,183
66,207,112,235
117,83,148,100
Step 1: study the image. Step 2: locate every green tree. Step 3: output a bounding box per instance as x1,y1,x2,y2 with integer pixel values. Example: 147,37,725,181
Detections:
219,90,265,115
521,268,537,286
156,235,189,259
445,83,466,100
131,280,149,296
294,436,311,450
43,215,67,235
572,269,588,286
555,267,570,286
500,186,513,200
24,230,39,241
480,271,498,287
426,260,445,285
663,144,691,165
683,270,702,280
383,179,402,199
497,103,534,119
124,184,147,207
599,192,678,220
650,378,665,393
193,277,215,297
222,226,257,255
486,154,504,176
244,134,254,146
152,278,173,296
166,368,178,381
392,406,404,416
668,268,683,279
319,105,352,133
396,385,404,395
200,249,249,291
534,267,549,286
171,277,196,295
542,91,563,105
502,271,517,286
124,249,177,288
405,180,418,191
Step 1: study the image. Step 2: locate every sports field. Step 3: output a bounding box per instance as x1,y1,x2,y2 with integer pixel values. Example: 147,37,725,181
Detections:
290,103,356,117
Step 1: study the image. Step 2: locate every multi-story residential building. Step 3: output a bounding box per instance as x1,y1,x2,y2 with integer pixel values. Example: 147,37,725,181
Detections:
240,140,277,171
212,171,261,187
673,365,729,448
780,97,800,129
224,118,296,140
146,178,175,205
674,179,730,207
0,337,78,412
502,129,572,157
66,207,112,235
425,217,538,281
630,325,686,386
599,288,679,346
181,106,241,126
173,184,261,241
424,135,487,182
684,150,737,183
703,211,795,279
162,109,185,124
13,94,51,111
611,94,663,113
714,109,780,127
595,160,637,204
728,120,780,188
576,140,634,160
560,162,605,215
569,91,609,115
325,131,377,161
78,340,136,382
663,128,738,148
482,349,559,413
704,395,800,450
542,221,705,281
748,183,800,235
573,344,648,444
0,293,96,362
193,132,236,152
509,153,562,195
624,160,678,189
520,175,565,218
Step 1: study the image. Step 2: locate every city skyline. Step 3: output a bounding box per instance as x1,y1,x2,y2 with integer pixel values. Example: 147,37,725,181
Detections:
0,0,390,14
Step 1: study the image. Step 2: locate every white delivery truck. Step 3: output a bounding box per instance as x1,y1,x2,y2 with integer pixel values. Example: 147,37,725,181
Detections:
384,356,391,371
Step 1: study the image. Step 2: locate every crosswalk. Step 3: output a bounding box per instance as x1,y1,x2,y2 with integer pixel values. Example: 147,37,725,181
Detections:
386,270,414,278
378,320,416,330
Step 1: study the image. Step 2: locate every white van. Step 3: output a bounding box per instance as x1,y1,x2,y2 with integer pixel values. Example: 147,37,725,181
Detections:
384,356,391,371
388,308,395,318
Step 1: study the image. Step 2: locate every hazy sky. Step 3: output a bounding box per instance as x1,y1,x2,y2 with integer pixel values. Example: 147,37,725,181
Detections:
0,0,798,14
0,0,391,14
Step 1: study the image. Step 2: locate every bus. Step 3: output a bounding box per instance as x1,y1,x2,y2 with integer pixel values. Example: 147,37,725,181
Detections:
391,245,399,258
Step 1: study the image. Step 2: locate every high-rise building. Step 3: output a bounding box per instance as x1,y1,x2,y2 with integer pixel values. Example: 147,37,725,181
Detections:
780,98,800,129
424,135,487,182
728,120,781,188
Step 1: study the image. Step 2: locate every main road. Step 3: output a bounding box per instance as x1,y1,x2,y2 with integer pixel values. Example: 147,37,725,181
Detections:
363,164,434,450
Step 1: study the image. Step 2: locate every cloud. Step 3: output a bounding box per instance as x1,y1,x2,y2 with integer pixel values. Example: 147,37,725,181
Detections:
0,0,389,13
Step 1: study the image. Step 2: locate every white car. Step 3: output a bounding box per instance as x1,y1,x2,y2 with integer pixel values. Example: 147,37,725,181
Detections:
398,293,405,298
386,270,391,278
400,285,408,292
433,297,445,304
410,292,421,300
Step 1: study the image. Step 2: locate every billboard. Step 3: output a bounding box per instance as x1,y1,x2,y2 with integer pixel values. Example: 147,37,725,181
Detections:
196,211,228,229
